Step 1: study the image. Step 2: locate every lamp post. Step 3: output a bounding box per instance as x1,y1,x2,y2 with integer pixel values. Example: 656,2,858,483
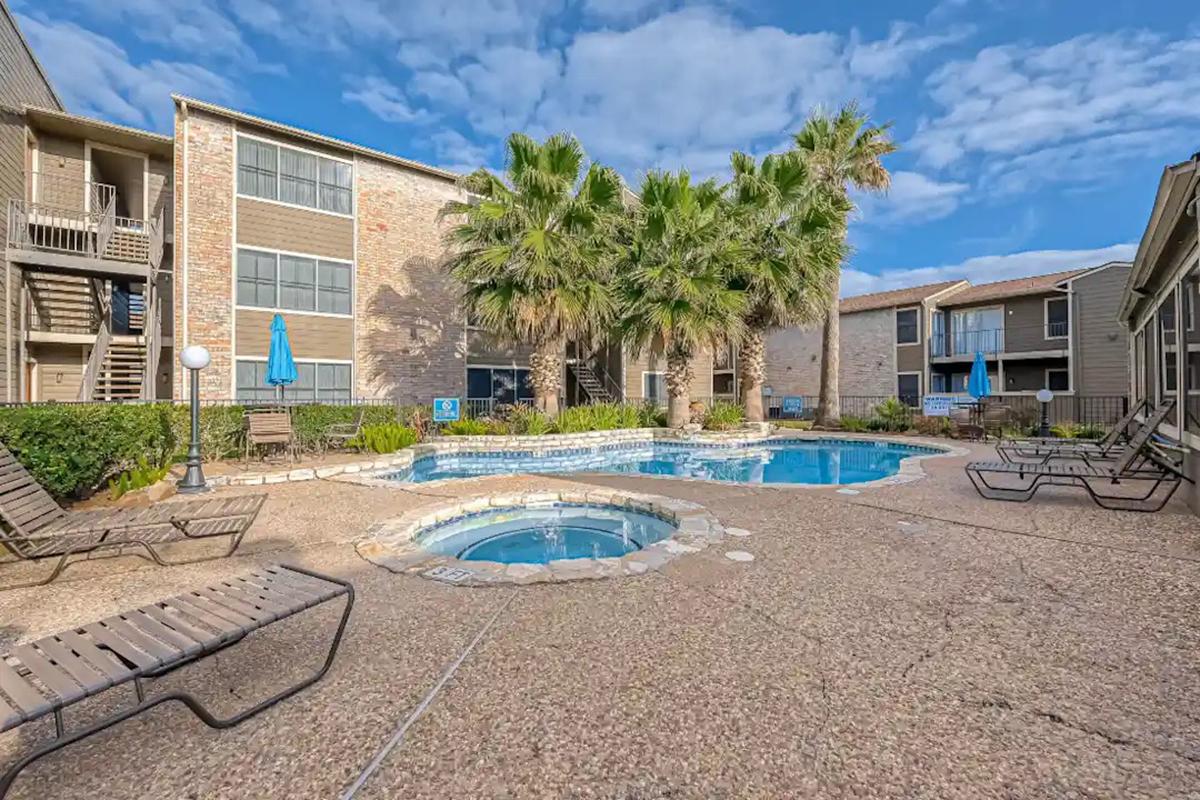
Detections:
177,345,211,494
1036,388,1054,439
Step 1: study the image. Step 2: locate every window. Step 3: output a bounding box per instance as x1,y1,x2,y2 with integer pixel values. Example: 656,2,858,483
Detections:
279,148,318,208
1159,288,1177,396
466,367,534,403
235,359,351,402
895,308,919,345
279,255,316,311
896,373,920,406
712,344,736,397
237,138,277,200
930,372,948,393
1133,330,1145,403
643,372,665,404
1045,297,1068,338
235,248,352,315
237,136,353,214
930,311,947,356
713,373,735,397
236,249,277,308
318,262,352,315
951,307,1004,355
1185,264,1199,436
1046,369,1069,391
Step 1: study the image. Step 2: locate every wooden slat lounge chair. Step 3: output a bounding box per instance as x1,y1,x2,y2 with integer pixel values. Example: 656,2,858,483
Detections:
0,564,354,797
0,445,266,588
323,408,365,453
995,400,1152,464
965,419,1192,512
245,408,296,462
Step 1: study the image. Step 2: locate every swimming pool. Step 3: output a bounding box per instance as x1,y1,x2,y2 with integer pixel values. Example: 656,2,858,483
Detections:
416,503,677,564
389,438,938,486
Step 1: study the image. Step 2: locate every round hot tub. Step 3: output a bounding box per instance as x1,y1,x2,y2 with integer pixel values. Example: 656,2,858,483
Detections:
416,502,677,565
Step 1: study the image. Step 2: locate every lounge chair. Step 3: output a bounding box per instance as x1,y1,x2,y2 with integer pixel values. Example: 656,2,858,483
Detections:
0,445,266,588
323,408,365,453
996,400,1153,464
245,407,297,462
0,563,354,797
965,420,1191,512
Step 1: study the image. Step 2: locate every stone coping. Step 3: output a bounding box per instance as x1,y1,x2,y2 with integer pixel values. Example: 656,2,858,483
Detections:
213,427,964,489
356,489,727,586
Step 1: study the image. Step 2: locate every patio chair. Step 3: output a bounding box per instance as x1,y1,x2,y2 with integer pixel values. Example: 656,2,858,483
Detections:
245,408,297,462
965,419,1192,512
323,408,365,453
995,400,1154,464
0,445,265,588
0,563,354,798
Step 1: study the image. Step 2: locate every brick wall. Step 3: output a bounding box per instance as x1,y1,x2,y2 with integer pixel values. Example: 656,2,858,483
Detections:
175,108,234,399
354,158,466,402
765,310,897,396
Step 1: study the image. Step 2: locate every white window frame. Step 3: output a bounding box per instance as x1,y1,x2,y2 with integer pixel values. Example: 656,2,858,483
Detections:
1043,296,1069,340
234,357,355,402
235,132,354,219
711,344,737,398
1044,368,1070,392
235,246,354,318
465,364,535,402
951,305,1005,355
895,306,920,345
642,371,665,404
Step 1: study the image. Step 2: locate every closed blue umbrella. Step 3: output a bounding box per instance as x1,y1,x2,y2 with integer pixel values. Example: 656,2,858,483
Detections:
968,351,991,400
266,313,297,399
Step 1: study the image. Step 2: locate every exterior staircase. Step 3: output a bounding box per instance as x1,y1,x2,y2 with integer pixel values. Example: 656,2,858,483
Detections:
101,227,151,264
568,361,615,403
91,339,145,400
26,274,100,335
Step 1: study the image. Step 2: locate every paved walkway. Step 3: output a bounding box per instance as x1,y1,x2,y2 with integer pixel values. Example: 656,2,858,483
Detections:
1,440,1197,799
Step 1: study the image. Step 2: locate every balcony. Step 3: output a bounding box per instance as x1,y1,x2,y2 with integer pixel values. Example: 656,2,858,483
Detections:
930,321,1068,358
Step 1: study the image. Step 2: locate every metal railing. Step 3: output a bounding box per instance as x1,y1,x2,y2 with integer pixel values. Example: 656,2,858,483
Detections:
28,172,116,214
77,323,112,401
763,394,1130,430
929,321,1069,357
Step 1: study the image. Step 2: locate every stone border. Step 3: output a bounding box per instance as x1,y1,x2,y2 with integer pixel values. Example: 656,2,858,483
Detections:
213,426,965,491
356,488,727,586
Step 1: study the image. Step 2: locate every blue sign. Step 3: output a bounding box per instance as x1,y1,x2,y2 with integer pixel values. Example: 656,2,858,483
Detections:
922,395,954,417
433,397,461,423
781,396,804,418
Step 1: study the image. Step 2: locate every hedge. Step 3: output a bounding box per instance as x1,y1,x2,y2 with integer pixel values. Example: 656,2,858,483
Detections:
0,402,407,500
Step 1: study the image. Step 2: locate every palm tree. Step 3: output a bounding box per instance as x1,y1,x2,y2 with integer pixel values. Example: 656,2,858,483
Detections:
617,171,746,427
792,103,897,427
727,150,846,422
442,133,624,416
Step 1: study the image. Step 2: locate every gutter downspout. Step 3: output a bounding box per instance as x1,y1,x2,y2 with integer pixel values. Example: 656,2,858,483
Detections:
179,100,189,400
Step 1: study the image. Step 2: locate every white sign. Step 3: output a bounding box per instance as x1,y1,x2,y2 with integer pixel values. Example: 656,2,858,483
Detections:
922,395,954,417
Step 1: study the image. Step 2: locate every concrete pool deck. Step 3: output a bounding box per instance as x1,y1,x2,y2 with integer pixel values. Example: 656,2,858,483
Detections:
1,438,1198,798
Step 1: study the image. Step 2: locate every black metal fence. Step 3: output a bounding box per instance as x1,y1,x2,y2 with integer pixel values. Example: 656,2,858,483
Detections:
765,394,1130,430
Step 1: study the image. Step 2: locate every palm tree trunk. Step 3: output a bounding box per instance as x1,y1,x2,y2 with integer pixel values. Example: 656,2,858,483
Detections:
665,346,693,428
739,327,767,422
815,273,840,427
529,339,563,417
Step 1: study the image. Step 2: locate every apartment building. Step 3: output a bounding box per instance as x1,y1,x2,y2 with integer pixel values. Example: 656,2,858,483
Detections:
1119,152,1198,513
764,263,1132,403
1,5,171,403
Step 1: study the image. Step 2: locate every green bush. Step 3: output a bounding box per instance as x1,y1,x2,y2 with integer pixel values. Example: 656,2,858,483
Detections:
1049,422,1081,439
637,401,667,428
703,400,744,431
1076,422,1106,440
348,423,418,453
290,404,396,452
504,404,553,436
839,415,869,433
555,402,642,433
913,415,953,437
441,418,491,436
873,397,913,432
108,456,171,499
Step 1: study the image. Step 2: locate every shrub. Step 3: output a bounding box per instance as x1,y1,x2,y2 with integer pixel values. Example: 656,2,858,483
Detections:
555,402,642,433
348,423,418,453
703,400,744,431
839,415,869,432
913,415,954,437
774,419,813,430
1050,422,1081,438
290,404,396,452
688,401,707,425
396,404,432,440
505,404,553,436
441,418,491,436
637,401,667,428
873,397,913,433
1076,422,1106,440
108,456,171,499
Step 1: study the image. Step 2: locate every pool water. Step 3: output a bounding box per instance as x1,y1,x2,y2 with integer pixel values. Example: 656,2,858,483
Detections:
395,439,936,486
417,503,677,564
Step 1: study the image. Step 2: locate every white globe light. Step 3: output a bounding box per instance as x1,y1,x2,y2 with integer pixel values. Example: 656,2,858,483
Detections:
1036,388,1054,403
179,345,211,370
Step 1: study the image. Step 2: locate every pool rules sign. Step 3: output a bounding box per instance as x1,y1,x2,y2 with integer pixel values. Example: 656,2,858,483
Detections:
433,397,461,423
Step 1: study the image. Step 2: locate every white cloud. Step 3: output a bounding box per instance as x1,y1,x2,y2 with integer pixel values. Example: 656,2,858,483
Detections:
840,243,1137,296
581,0,671,23
431,130,494,174
16,15,237,131
857,170,970,225
911,31,1200,172
342,76,434,124
845,22,972,81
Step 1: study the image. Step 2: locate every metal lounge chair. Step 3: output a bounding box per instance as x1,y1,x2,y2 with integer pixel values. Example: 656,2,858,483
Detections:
0,445,266,588
995,400,1153,464
965,418,1191,512
323,408,365,453
0,564,354,797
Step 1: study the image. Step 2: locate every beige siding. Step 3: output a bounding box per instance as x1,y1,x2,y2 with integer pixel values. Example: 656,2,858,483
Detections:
32,344,84,401
1073,264,1131,395
0,6,59,111
236,197,354,260
147,156,172,230
235,309,353,360
622,340,713,402
466,330,534,365
33,134,85,209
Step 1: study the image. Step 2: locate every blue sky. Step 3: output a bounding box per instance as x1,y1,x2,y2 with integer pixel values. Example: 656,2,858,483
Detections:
14,0,1199,295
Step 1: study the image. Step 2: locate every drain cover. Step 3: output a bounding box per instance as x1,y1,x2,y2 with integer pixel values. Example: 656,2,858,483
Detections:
424,565,476,583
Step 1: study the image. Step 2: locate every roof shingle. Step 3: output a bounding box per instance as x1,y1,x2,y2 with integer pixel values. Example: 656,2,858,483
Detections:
937,269,1086,306
839,280,966,314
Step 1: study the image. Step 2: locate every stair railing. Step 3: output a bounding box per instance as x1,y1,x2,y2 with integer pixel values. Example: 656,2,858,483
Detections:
148,209,164,272
140,282,161,400
78,318,112,401
94,186,116,259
